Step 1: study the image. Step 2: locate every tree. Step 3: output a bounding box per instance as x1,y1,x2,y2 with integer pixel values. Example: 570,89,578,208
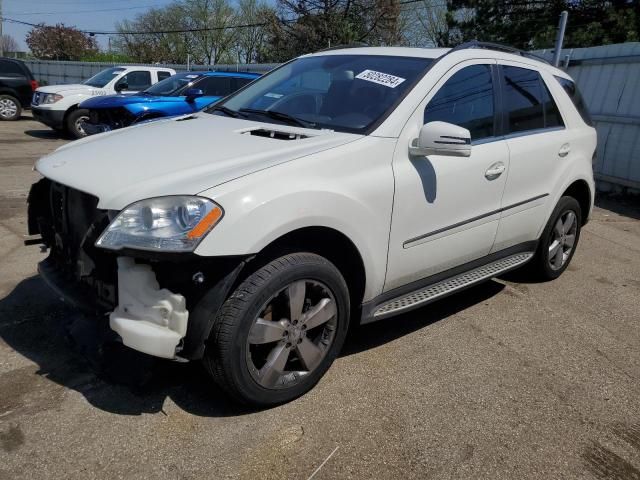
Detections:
26,24,98,60
233,0,272,63
1,34,20,53
445,0,640,49
183,0,237,64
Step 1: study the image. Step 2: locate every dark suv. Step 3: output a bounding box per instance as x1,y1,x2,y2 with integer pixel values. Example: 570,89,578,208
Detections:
0,57,38,121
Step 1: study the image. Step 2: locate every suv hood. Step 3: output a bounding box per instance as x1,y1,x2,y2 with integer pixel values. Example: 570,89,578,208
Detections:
36,114,361,209
37,84,105,95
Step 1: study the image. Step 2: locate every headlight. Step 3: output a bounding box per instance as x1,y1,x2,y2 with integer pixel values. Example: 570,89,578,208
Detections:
41,93,63,104
96,196,223,252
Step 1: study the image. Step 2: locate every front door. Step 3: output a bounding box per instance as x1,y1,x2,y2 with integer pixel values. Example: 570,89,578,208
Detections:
385,60,510,292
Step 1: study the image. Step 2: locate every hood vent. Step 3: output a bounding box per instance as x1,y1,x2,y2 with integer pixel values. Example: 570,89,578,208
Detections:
243,128,309,140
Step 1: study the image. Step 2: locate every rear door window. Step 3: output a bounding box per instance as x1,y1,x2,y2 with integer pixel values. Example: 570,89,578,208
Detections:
423,64,496,141
502,66,565,134
157,71,172,82
554,76,593,126
196,77,233,96
121,71,152,91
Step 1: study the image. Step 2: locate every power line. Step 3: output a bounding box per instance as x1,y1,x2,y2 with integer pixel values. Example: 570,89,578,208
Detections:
5,4,165,16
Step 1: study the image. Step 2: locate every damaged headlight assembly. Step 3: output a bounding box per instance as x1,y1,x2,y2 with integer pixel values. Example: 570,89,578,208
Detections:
96,196,223,252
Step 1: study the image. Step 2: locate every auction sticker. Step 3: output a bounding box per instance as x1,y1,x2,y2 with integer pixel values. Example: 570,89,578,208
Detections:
355,70,405,88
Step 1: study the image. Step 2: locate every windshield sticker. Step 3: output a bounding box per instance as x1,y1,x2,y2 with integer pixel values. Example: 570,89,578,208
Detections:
185,74,199,79
355,69,405,88
264,92,284,99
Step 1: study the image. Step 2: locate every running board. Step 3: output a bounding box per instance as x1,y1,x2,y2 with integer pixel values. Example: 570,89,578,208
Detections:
373,252,534,320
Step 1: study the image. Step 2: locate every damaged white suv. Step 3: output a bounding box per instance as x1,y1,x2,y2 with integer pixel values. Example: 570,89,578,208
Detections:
28,42,596,406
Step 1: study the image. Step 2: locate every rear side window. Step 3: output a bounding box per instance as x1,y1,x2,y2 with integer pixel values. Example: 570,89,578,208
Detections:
157,71,172,82
233,77,254,90
554,76,593,126
423,64,495,141
196,76,233,96
122,71,152,90
502,66,564,134
0,60,25,76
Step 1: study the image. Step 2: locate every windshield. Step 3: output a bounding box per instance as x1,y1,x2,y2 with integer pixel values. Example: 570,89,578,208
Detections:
206,55,432,133
145,72,201,96
84,67,126,88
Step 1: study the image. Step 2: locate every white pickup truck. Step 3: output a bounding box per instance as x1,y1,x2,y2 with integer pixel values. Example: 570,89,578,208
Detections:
31,66,175,138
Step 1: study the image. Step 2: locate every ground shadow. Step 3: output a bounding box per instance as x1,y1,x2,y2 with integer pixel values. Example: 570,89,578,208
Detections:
0,274,504,417
23,129,67,140
595,193,640,221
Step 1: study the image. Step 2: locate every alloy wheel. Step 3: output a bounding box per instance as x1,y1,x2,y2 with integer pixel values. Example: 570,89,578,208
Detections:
246,279,338,389
0,98,18,119
75,116,90,136
548,210,578,270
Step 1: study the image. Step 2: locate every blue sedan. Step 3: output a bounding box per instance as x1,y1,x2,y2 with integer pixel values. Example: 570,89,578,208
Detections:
80,71,261,135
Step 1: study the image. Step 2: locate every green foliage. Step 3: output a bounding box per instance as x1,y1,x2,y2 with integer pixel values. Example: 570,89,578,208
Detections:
446,0,640,49
79,51,135,63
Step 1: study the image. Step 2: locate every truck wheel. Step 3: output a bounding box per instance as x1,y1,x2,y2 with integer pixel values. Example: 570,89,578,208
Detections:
66,108,90,138
0,95,21,121
525,196,582,280
204,253,350,406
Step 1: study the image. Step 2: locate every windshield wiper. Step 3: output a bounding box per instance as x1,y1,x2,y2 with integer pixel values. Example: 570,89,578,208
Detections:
239,108,315,128
209,105,245,118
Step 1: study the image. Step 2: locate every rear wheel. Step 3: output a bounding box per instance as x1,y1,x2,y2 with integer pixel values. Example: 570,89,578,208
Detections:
0,95,21,121
203,253,350,406
66,108,90,138
526,196,582,280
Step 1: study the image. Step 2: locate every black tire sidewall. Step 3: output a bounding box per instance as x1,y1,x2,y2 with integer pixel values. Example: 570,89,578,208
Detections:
0,95,21,121
537,196,582,279
210,254,350,406
66,108,90,138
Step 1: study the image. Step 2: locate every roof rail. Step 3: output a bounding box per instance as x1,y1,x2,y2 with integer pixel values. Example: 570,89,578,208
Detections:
317,42,369,53
450,40,551,65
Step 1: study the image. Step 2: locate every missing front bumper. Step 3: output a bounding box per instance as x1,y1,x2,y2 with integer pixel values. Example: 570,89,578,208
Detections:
109,257,189,359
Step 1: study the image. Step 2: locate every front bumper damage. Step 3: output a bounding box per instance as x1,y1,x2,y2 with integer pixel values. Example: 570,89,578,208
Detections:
110,257,188,359
29,178,247,362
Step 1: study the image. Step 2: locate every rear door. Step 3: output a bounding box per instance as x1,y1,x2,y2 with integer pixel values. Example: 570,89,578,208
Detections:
492,62,569,252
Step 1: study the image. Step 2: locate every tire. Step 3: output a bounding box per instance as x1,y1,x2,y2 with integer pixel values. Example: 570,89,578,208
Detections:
526,196,582,280
203,253,350,406
66,108,90,138
0,95,22,121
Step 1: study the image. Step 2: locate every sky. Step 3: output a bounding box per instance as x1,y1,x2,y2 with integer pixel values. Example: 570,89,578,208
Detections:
2,0,178,51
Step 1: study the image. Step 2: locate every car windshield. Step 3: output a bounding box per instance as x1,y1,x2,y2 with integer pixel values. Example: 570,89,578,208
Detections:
144,72,201,96
84,67,126,88
206,55,432,133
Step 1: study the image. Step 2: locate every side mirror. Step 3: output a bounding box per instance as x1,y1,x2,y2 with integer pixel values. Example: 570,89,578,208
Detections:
409,121,471,157
115,82,128,93
184,88,204,103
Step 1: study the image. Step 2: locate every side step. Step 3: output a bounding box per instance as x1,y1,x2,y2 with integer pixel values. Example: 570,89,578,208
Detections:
373,252,534,319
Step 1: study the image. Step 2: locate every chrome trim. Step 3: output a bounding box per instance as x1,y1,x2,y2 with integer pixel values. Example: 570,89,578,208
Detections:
403,193,548,248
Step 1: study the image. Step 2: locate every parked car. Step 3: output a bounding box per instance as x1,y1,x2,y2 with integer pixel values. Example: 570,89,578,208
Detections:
80,71,261,135
31,66,176,138
0,57,38,121
28,43,596,406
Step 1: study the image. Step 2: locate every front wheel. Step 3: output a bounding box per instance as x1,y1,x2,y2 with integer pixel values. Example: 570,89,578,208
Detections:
527,196,582,280
203,253,350,406
66,108,90,139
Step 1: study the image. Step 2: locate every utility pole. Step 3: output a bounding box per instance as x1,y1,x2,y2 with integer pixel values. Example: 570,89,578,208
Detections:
552,10,568,67
0,0,4,57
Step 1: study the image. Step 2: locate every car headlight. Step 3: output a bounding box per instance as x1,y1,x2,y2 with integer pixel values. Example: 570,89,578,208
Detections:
41,93,63,104
96,196,224,252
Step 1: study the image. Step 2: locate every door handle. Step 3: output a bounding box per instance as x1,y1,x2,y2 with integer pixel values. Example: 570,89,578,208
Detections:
485,162,506,180
558,143,571,157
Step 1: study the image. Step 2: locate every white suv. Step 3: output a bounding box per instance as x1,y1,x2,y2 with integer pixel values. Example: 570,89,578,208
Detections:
31,66,175,138
27,43,596,406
